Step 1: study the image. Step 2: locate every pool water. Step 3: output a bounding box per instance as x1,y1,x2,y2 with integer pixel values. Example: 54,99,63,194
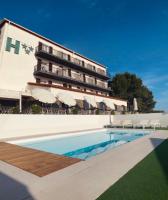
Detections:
19,130,149,160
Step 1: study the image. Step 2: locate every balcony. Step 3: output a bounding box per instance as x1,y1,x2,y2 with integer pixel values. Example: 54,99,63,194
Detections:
97,82,106,88
34,66,111,93
35,44,110,81
71,73,83,82
86,77,95,85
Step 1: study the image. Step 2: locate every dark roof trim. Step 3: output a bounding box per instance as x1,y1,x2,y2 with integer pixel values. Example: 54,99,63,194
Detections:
0,19,6,29
0,18,106,69
28,82,127,103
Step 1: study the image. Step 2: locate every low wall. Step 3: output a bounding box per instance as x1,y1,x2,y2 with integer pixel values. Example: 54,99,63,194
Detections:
0,114,112,140
114,113,168,127
1,113,167,140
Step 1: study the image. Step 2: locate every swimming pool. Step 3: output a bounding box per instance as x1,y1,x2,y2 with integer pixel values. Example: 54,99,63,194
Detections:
16,129,150,160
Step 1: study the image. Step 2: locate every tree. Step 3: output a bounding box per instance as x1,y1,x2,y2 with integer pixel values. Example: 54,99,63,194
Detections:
109,72,156,112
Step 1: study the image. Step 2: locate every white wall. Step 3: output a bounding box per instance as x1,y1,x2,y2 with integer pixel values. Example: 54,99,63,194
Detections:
0,114,112,140
1,113,167,140
114,113,168,127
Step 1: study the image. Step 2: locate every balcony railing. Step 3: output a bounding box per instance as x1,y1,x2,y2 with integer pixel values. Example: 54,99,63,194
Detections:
34,65,110,92
36,43,109,79
71,73,83,82
86,78,95,85
97,82,106,88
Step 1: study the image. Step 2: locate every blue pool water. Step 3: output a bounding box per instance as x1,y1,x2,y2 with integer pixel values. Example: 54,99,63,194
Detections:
19,130,149,160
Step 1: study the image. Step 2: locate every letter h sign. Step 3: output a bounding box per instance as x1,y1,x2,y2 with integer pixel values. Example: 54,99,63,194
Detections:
5,37,20,54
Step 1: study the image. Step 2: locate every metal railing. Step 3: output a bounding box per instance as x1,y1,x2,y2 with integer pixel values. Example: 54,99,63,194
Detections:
36,44,107,77
0,104,112,115
34,66,108,90
86,78,95,85
97,82,106,88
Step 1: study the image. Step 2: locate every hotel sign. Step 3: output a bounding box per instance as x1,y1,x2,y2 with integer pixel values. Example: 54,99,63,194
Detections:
5,37,34,55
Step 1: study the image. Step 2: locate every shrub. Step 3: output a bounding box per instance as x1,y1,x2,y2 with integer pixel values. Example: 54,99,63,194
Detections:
111,110,115,115
12,106,20,114
71,107,78,114
95,109,100,115
31,104,42,114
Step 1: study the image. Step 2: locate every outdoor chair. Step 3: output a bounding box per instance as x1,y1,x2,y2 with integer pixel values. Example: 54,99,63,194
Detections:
121,120,133,128
136,120,150,129
149,119,161,130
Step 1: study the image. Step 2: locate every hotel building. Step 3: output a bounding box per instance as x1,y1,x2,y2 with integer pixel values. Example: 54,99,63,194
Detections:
0,18,127,114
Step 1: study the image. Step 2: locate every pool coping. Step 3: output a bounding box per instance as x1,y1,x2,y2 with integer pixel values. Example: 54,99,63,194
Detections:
1,128,104,142
0,129,167,200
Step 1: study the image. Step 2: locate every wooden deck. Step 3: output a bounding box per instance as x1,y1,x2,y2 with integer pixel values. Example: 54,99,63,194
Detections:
0,142,81,177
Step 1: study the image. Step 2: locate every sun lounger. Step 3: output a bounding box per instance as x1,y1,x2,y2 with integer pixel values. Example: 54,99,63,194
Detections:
132,120,140,129
121,120,133,128
149,119,161,130
110,120,122,127
135,120,150,129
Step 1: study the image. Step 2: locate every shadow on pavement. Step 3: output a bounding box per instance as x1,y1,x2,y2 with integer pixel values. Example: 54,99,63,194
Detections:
0,172,35,200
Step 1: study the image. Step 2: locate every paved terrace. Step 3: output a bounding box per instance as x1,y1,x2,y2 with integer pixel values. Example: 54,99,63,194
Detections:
0,130,167,200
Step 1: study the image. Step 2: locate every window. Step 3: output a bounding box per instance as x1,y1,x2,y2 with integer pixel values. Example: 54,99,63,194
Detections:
57,51,63,58
73,58,83,66
53,49,61,57
97,68,106,75
42,44,50,53
86,63,94,71
53,49,69,60
62,53,69,60
41,61,49,72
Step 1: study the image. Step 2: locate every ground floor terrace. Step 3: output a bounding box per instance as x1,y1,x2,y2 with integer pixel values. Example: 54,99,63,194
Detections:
0,84,127,114
0,98,125,115
0,130,168,200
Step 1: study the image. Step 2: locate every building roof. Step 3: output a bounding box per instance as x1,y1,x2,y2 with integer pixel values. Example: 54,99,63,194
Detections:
0,18,106,69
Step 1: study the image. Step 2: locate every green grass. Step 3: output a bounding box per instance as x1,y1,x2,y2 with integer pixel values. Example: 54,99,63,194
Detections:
97,139,168,200
155,127,168,130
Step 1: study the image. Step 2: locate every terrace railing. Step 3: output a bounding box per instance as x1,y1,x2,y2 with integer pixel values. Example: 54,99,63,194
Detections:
34,66,109,91
36,43,108,78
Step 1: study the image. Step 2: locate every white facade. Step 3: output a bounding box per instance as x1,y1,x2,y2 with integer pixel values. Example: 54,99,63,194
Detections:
0,19,127,108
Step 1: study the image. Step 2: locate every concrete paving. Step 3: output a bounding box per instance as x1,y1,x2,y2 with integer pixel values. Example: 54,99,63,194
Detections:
0,130,167,200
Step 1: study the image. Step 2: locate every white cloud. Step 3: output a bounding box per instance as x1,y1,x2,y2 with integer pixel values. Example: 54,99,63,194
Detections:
143,74,168,89
141,73,168,111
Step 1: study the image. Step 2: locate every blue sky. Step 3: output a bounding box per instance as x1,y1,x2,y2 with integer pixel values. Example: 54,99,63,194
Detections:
0,0,168,110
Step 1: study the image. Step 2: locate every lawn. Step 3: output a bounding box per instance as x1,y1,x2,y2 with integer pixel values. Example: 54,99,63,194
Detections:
97,139,168,200
156,127,168,130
